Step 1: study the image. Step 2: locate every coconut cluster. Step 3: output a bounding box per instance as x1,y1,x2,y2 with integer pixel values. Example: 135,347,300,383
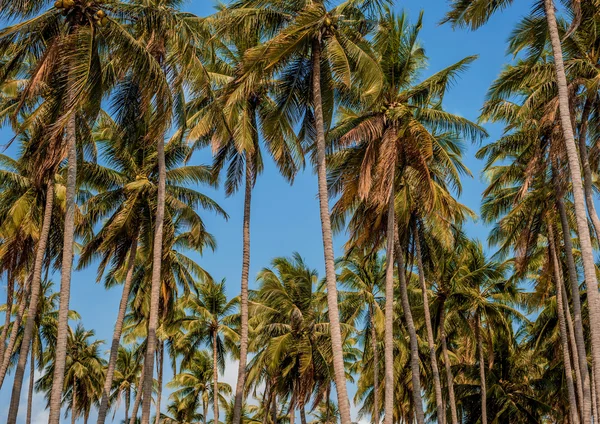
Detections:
53,0,108,26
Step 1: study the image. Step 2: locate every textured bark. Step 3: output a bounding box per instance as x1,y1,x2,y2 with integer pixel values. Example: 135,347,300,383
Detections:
300,406,307,424
555,185,592,421
233,149,253,424
72,377,77,424
97,236,138,424
394,229,425,424
125,388,130,424
271,393,277,424
213,329,219,423
7,183,55,424
154,340,164,424
476,314,487,424
545,4,600,424
0,277,30,388
48,107,78,424
413,220,445,424
549,225,581,424
0,272,15,361
383,181,395,424
311,38,351,423
439,301,459,424
129,365,145,424
141,133,166,424
26,341,35,424
369,303,380,423
203,397,208,424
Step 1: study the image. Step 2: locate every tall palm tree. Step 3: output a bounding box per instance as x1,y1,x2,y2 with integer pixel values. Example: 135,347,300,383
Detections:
444,4,600,423
110,345,143,424
237,1,385,419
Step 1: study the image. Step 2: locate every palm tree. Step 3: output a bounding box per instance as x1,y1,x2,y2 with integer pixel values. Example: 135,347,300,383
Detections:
110,345,143,424
180,279,238,423
444,4,600,423
236,1,385,419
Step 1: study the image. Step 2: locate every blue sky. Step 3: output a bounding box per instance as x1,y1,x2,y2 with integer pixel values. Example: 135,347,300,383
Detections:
0,0,533,422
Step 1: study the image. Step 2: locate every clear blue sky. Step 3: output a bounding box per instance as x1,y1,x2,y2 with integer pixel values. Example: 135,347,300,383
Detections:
0,1,533,422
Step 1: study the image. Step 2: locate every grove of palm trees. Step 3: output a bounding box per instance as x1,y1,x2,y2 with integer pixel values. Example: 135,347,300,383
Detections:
2,0,600,423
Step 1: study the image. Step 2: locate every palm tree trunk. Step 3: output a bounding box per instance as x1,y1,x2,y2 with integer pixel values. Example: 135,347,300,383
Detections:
394,228,425,424
311,38,351,423
0,276,30,388
141,133,167,424
7,182,55,424
97,236,138,424
555,185,593,421
325,382,331,424
72,377,77,424
271,393,277,424
125,388,131,424
545,4,600,423
203,397,208,424
300,405,307,424
439,300,459,424
0,271,15,360
591,367,599,424
213,329,219,423
549,224,581,424
383,185,395,424
129,365,145,424
48,104,78,424
154,340,164,424
233,148,253,424
26,340,35,424
413,219,445,424
369,302,380,424
475,313,487,424
289,391,295,424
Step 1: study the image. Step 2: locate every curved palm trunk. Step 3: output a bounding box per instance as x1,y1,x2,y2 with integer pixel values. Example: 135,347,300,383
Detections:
7,182,55,424
439,301,459,424
0,272,15,360
475,313,487,424
48,108,78,424
413,220,445,424
129,365,145,424
97,236,138,424
549,224,581,424
0,277,30,388
545,4,600,424
311,38,351,423
154,340,164,424
394,229,425,424
300,405,307,424
26,341,35,424
555,185,593,421
203,396,208,424
383,187,395,424
369,302,380,423
141,134,167,424
213,329,219,423
233,149,253,424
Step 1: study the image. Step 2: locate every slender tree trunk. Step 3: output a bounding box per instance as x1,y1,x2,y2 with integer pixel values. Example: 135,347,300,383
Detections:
289,391,295,424
26,340,35,424
0,276,30,388
7,183,55,424
141,133,167,424
203,397,208,424
154,340,164,424
129,365,145,424
300,405,307,424
213,329,219,423
576,98,600,244
271,393,277,424
72,377,77,424
325,382,331,424
369,303,380,424
311,38,351,423
555,187,593,421
439,300,459,424
384,185,395,424
48,105,78,424
97,236,138,424
233,148,253,424
394,228,425,424
592,367,599,424
0,272,15,360
125,388,131,424
413,219,445,424
549,225,581,424
545,4,600,423
475,314,487,424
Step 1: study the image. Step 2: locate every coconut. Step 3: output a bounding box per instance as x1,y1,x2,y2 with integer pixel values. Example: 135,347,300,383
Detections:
99,16,108,26
54,0,63,8
96,10,105,18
